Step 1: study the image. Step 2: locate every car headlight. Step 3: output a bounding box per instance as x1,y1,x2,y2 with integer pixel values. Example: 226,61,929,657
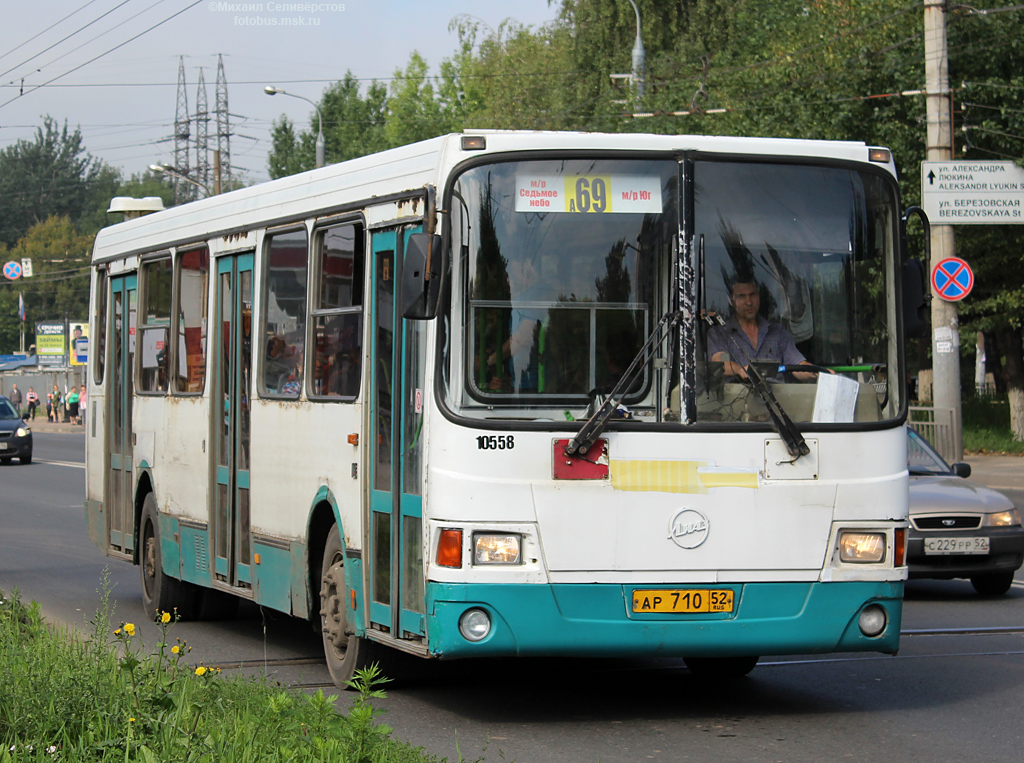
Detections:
473,533,522,565
15,427,29,437
985,510,1022,527
839,531,886,563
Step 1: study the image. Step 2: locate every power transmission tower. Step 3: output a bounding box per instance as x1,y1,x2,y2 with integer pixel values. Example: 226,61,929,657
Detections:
173,57,192,204
215,54,232,193
195,68,210,197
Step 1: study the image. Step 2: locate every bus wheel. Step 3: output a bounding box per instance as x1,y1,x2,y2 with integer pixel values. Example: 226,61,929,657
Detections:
320,524,390,688
683,655,759,678
140,493,199,620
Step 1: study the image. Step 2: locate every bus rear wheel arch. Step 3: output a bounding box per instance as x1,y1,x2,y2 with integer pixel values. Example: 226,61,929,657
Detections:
139,492,201,620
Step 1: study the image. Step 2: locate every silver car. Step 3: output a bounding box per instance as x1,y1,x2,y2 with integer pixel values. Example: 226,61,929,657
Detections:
908,428,1024,595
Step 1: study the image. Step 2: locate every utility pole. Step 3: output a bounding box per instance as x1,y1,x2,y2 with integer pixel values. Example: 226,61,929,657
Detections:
924,1,962,460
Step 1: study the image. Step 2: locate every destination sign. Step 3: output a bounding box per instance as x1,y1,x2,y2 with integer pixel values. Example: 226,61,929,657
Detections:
921,161,1024,225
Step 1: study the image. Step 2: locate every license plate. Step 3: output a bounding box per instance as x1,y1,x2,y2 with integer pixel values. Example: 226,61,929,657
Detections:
0,443,7,450
924,537,990,555
632,589,734,613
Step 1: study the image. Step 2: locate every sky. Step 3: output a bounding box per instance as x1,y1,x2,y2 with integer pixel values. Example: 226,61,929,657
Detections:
0,0,560,186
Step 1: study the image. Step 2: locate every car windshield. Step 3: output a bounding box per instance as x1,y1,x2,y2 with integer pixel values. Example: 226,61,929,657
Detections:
0,400,18,420
908,429,952,475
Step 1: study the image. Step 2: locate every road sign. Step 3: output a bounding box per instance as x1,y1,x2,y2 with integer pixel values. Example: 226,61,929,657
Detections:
3,261,22,280
922,161,1024,224
931,257,974,302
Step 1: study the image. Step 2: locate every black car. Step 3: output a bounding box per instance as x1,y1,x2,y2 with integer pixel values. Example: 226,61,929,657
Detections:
0,395,32,464
908,428,1024,595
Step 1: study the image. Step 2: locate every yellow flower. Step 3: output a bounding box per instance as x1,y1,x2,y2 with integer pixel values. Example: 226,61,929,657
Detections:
124,623,136,637
129,718,135,723
171,645,180,654
113,628,121,635
195,666,207,676
160,611,171,624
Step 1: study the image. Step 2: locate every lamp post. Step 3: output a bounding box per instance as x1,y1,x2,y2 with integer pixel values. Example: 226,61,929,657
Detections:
625,0,645,103
149,164,211,197
264,85,325,168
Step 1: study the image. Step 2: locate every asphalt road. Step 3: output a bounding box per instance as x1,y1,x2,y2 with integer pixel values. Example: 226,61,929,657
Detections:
2,432,1024,763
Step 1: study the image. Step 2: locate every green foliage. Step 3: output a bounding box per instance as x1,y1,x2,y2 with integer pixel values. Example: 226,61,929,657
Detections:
0,582,444,763
963,394,1024,455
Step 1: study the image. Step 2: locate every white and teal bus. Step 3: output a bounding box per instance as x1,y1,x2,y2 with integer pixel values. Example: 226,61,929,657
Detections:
86,130,918,684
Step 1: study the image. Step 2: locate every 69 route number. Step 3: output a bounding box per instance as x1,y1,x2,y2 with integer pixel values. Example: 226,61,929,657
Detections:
476,435,515,450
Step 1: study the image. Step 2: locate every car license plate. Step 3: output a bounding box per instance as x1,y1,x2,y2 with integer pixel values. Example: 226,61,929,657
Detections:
0,443,7,450
923,537,990,555
632,589,734,613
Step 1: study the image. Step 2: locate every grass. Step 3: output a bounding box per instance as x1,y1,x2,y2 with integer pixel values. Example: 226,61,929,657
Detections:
0,578,445,763
962,395,1024,455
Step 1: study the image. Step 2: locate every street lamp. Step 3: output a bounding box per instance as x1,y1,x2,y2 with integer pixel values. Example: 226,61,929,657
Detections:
149,164,210,196
625,0,645,103
264,85,325,168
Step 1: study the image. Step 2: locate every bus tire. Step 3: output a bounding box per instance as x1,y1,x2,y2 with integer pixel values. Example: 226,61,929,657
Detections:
319,523,393,688
140,493,200,620
683,655,759,678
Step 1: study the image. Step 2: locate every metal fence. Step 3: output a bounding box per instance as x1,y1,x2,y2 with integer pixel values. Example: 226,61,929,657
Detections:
909,405,956,463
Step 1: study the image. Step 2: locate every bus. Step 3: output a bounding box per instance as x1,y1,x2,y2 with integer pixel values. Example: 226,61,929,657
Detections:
85,130,918,684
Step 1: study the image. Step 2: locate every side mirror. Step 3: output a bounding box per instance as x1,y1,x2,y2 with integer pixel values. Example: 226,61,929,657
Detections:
952,462,972,479
903,258,929,339
21,412,29,421
402,232,443,320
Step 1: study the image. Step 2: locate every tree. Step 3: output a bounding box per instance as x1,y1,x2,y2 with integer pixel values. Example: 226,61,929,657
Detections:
0,116,113,248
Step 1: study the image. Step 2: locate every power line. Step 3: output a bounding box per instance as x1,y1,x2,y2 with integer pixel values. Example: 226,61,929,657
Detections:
0,0,102,66
0,0,205,112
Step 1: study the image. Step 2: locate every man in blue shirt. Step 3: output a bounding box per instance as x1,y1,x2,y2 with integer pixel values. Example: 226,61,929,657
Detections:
708,278,816,382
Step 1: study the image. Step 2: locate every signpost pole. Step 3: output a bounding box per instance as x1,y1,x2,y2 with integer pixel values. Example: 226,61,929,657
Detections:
924,1,962,460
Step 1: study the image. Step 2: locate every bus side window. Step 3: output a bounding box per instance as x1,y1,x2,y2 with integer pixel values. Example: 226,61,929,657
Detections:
139,256,173,393
261,229,309,397
173,246,210,394
311,222,365,399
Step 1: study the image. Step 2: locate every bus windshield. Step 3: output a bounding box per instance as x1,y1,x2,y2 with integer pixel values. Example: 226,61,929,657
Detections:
443,156,901,426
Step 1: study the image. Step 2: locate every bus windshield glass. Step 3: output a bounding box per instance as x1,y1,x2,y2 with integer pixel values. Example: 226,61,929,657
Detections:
443,156,901,425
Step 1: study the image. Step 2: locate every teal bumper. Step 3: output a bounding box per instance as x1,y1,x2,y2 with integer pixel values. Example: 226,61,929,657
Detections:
426,580,903,659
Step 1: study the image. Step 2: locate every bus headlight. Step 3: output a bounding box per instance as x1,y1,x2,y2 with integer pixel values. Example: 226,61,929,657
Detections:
473,533,522,565
459,608,492,642
839,531,886,563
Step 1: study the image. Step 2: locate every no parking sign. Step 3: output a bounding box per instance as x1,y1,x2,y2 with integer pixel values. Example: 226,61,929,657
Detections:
931,257,974,302
3,261,21,280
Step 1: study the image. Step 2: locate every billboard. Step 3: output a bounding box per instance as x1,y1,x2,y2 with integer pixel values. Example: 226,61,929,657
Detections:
70,321,89,366
36,321,65,367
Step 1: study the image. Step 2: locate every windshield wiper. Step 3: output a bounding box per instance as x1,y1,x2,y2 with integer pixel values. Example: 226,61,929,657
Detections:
565,309,683,458
743,362,810,460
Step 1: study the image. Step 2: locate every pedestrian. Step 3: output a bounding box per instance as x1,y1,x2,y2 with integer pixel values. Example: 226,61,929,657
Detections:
51,385,61,423
67,386,80,425
46,392,53,422
9,384,22,414
79,385,87,427
25,387,38,420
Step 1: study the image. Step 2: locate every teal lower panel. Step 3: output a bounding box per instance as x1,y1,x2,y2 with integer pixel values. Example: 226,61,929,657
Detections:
252,543,292,613
426,581,903,660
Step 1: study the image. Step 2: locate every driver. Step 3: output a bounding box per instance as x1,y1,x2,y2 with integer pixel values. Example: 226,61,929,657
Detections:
707,278,817,382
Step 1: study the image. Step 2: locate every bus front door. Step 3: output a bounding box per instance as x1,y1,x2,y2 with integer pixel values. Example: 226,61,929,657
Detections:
212,253,254,590
107,274,136,558
368,227,426,642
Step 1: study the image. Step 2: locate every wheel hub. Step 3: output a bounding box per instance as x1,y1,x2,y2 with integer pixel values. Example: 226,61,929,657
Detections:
320,558,348,651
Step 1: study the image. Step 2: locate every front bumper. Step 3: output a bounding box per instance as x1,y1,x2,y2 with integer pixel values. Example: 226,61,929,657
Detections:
0,431,32,459
907,527,1024,579
425,580,903,660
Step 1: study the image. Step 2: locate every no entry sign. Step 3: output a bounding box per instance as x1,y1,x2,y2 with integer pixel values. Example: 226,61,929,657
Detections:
931,257,974,302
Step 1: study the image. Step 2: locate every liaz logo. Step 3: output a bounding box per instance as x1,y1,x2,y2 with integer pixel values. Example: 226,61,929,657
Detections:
668,509,709,549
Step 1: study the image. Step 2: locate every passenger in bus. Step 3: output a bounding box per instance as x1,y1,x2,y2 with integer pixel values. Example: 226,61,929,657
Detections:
264,334,293,393
707,278,817,382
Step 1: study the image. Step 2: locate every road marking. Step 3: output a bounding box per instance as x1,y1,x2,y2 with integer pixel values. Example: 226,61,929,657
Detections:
35,459,85,469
